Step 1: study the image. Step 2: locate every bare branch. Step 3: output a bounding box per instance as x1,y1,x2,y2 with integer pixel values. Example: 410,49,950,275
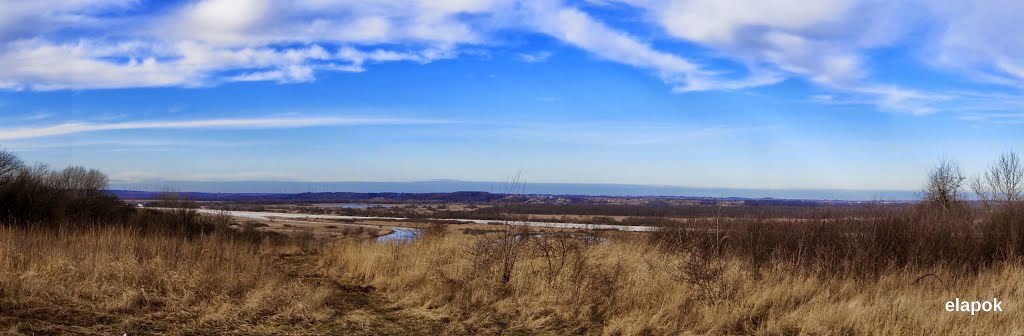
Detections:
923,156,965,210
0,147,24,186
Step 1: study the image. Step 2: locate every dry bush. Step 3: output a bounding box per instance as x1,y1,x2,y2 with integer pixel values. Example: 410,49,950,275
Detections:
339,226,367,237
421,221,448,238
647,202,1013,280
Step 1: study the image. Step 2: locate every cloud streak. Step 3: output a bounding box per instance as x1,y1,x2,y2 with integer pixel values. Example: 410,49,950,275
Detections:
1,0,1024,115
0,116,446,140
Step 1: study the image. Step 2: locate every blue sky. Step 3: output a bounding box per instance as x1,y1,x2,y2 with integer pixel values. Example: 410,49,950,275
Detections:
1,0,1023,191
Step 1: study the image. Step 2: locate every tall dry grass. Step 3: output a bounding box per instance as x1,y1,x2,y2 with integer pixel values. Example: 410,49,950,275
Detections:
0,223,332,334
321,224,1024,335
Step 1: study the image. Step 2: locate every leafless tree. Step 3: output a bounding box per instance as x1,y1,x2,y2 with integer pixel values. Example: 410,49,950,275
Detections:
59,166,89,190
63,167,108,191
971,150,1023,208
969,175,991,208
84,169,109,191
24,163,53,185
469,171,531,286
923,156,965,211
0,147,23,186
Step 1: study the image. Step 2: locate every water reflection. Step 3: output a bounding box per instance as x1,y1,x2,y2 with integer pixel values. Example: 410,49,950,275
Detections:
375,227,420,243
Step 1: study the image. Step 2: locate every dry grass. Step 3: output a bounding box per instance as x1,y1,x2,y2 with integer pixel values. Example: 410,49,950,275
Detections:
3,214,1023,335
5,203,1024,334
0,224,334,334
320,230,1024,335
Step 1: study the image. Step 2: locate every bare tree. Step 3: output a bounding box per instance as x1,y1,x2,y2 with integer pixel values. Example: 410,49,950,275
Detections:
0,147,23,186
469,171,531,286
971,150,1023,207
83,169,109,192
923,156,965,210
24,163,53,185
59,166,89,190
969,174,992,209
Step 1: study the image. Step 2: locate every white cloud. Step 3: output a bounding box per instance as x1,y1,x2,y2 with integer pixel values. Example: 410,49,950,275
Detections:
930,1,1024,87
228,65,315,83
1,0,1023,116
0,0,138,40
852,85,953,115
160,0,501,46
525,3,781,91
0,0,779,93
0,38,458,89
23,112,55,121
0,116,446,140
0,0,499,90
600,0,1024,114
3,138,270,152
109,170,298,182
617,0,914,87
519,51,552,63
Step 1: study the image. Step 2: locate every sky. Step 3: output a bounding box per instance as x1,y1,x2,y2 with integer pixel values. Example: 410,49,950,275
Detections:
1,0,1024,193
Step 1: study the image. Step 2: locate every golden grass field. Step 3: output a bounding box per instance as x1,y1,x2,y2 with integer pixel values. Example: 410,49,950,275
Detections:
322,230,1024,335
2,217,1023,335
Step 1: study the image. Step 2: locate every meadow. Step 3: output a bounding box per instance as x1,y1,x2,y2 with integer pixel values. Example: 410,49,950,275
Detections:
318,196,1024,334
2,148,1024,334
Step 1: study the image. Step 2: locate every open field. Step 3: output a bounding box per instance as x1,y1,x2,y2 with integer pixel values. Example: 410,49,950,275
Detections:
0,221,455,335
8,207,1022,335
6,201,1024,334
4,149,1024,334
322,232,1024,335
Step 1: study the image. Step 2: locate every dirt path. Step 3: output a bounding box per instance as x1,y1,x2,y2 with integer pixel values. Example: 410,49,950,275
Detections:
270,251,450,335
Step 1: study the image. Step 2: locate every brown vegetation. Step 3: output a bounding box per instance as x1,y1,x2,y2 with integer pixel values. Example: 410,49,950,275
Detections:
316,156,1024,334
4,147,1024,334
0,148,443,334
320,207,1024,334
0,223,333,334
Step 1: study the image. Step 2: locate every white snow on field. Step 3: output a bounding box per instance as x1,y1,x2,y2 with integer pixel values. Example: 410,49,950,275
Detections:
188,209,659,232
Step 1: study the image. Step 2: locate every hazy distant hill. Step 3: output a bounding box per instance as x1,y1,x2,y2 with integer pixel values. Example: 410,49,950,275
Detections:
108,180,918,201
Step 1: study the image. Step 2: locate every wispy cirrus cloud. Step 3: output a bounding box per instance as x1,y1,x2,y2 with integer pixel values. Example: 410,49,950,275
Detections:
22,112,55,121
448,121,765,146
0,116,447,141
112,170,300,183
519,51,552,63
2,0,1024,116
3,138,271,151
